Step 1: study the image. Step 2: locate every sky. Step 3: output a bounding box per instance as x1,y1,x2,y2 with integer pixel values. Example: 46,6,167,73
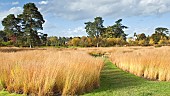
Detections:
0,0,170,37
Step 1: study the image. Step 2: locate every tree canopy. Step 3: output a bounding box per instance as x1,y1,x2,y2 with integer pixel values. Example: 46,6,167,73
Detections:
85,17,104,38
1,3,47,47
102,19,128,40
150,27,169,44
2,14,20,37
85,17,128,47
85,17,104,47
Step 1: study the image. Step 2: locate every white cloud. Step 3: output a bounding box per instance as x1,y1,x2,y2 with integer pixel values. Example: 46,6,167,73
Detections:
69,26,87,36
0,7,22,20
41,16,87,37
12,1,19,5
59,27,87,37
126,27,154,37
41,0,170,20
39,1,48,5
0,7,22,29
42,23,87,37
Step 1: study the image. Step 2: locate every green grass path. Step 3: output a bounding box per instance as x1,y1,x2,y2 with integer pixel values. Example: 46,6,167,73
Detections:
84,60,170,96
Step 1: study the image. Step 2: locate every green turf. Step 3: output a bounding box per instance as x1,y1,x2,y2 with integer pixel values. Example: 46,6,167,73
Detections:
0,91,24,96
83,59,170,96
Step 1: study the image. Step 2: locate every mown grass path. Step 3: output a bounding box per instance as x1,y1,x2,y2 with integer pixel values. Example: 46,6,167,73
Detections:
84,59,170,96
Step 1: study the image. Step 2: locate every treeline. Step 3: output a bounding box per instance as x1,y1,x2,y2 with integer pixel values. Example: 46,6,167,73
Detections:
128,27,169,46
47,36,126,47
0,3,47,48
46,26,170,47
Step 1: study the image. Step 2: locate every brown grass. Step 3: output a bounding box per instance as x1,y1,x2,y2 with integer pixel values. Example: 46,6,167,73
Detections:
0,48,104,95
110,46,170,81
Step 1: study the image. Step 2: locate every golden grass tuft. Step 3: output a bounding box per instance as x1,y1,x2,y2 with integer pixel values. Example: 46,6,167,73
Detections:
0,48,104,95
110,46,170,81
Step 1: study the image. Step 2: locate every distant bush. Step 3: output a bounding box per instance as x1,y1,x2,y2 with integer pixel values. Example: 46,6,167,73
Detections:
1,41,13,46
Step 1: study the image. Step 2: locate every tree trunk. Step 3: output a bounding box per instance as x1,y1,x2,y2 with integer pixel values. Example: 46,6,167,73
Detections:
97,43,99,47
29,44,32,48
96,36,99,47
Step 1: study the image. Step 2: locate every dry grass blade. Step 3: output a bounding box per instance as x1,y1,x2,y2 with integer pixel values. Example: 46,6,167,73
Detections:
0,48,104,95
110,46,170,81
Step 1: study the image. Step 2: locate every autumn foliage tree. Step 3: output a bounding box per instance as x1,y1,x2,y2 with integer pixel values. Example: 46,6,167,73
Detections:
150,27,169,44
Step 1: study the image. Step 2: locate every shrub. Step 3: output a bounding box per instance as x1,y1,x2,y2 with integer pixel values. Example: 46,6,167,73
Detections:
1,41,13,46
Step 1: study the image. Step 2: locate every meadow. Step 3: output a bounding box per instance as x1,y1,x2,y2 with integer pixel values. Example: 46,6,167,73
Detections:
110,46,170,81
0,47,103,95
0,46,170,96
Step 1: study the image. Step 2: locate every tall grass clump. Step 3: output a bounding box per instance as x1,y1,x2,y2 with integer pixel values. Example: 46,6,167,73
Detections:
110,47,170,81
0,49,104,95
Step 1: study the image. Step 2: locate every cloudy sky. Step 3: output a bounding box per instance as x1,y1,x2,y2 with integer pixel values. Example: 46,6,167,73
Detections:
0,0,170,37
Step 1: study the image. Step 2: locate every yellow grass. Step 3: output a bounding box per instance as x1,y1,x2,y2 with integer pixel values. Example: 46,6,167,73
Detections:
110,46,170,81
0,48,104,95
